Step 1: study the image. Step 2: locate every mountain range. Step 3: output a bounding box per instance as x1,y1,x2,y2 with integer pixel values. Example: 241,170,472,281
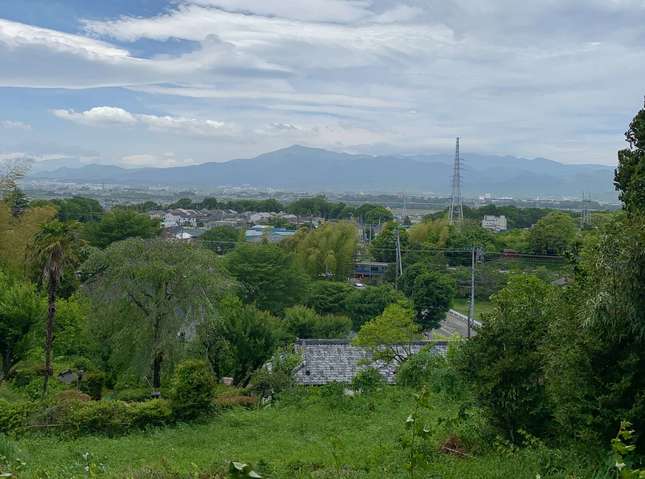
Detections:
26,145,617,199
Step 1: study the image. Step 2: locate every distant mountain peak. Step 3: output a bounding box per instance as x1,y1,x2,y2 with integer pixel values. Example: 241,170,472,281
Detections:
26,145,617,198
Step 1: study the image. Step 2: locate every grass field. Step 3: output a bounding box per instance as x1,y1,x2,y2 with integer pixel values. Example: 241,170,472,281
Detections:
10,387,603,479
451,298,495,319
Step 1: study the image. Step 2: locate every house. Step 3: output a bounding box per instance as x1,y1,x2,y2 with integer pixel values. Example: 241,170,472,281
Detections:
173,228,206,241
293,339,447,385
162,209,205,228
354,261,389,279
481,215,508,232
249,212,274,224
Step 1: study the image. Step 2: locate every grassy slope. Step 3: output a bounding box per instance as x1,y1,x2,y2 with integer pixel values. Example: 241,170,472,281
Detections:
15,388,596,479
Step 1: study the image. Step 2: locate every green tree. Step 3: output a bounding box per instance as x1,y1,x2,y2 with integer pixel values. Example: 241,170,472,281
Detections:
615,104,645,213
528,212,577,255
224,243,308,314
356,204,393,224
410,271,455,330
81,238,234,390
546,215,645,449
344,284,408,330
458,276,554,442
283,305,351,339
30,219,85,396
290,221,357,279
304,280,353,315
201,225,240,255
3,187,29,216
353,304,421,363
369,222,408,263
52,196,103,222
85,209,160,248
53,295,89,358
0,273,43,377
0,202,57,277
200,297,282,386
170,359,215,419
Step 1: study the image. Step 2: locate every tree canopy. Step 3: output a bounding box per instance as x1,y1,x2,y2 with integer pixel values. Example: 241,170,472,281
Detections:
615,104,645,213
528,211,577,255
224,243,308,315
81,238,235,388
85,209,160,248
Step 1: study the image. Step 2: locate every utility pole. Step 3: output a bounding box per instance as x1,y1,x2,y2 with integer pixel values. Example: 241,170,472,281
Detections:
467,246,478,338
395,227,403,288
468,247,474,338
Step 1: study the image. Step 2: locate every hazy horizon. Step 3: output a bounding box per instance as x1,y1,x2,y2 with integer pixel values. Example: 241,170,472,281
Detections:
1,1,644,168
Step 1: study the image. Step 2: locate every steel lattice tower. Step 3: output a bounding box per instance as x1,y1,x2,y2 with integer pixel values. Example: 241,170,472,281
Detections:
448,137,464,225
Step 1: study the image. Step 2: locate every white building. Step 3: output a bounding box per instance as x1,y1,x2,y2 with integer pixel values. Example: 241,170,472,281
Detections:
481,215,508,232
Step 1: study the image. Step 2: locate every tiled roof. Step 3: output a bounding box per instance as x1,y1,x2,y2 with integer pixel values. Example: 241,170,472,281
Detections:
293,339,447,385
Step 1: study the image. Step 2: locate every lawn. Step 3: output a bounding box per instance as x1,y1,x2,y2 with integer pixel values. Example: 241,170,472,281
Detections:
11,387,601,479
451,298,495,319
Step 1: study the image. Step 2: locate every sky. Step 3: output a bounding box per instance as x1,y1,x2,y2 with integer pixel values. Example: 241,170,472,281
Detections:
0,0,643,168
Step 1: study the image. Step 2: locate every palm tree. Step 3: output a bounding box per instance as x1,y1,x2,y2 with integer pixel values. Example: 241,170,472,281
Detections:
30,220,84,396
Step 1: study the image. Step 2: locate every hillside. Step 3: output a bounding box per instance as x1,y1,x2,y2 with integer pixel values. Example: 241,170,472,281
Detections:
28,145,616,198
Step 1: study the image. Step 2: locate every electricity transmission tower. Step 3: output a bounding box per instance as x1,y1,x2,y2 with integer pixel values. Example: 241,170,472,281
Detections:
580,193,592,228
448,137,464,225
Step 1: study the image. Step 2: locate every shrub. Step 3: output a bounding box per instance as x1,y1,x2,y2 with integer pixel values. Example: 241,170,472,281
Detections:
9,361,43,388
0,399,35,434
397,346,466,399
113,388,152,402
250,347,301,399
170,359,215,420
70,400,130,435
54,389,91,403
215,396,257,409
80,371,106,400
128,399,173,428
351,367,385,393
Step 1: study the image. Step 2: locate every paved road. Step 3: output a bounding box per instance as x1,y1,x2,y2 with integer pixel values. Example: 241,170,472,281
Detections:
428,309,479,338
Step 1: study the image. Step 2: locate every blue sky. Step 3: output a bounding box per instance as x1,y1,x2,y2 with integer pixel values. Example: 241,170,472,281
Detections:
0,0,643,168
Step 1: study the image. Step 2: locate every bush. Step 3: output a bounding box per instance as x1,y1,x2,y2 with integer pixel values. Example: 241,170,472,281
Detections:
70,400,130,435
283,305,351,339
66,399,172,435
113,388,153,402
214,396,257,409
397,346,466,398
127,399,173,428
0,399,35,434
8,361,43,388
80,371,106,400
351,367,385,393
170,359,215,420
250,347,301,399
54,389,91,403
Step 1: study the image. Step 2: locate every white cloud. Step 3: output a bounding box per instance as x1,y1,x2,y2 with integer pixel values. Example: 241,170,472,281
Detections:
52,106,137,125
52,106,235,137
0,120,31,130
120,152,196,167
2,1,645,164
185,0,373,23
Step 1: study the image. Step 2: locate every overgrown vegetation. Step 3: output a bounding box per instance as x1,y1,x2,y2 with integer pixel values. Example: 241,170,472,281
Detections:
0,101,642,478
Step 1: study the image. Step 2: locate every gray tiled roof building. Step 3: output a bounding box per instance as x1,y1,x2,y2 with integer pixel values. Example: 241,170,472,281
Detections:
293,339,448,385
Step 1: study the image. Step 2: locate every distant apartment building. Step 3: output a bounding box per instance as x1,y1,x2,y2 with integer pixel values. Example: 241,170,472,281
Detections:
481,215,508,232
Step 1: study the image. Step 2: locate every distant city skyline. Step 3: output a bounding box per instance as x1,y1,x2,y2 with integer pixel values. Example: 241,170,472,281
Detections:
1,0,644,168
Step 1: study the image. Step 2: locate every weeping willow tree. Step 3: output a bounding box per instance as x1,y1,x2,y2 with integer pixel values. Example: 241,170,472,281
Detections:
80,238,235,390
